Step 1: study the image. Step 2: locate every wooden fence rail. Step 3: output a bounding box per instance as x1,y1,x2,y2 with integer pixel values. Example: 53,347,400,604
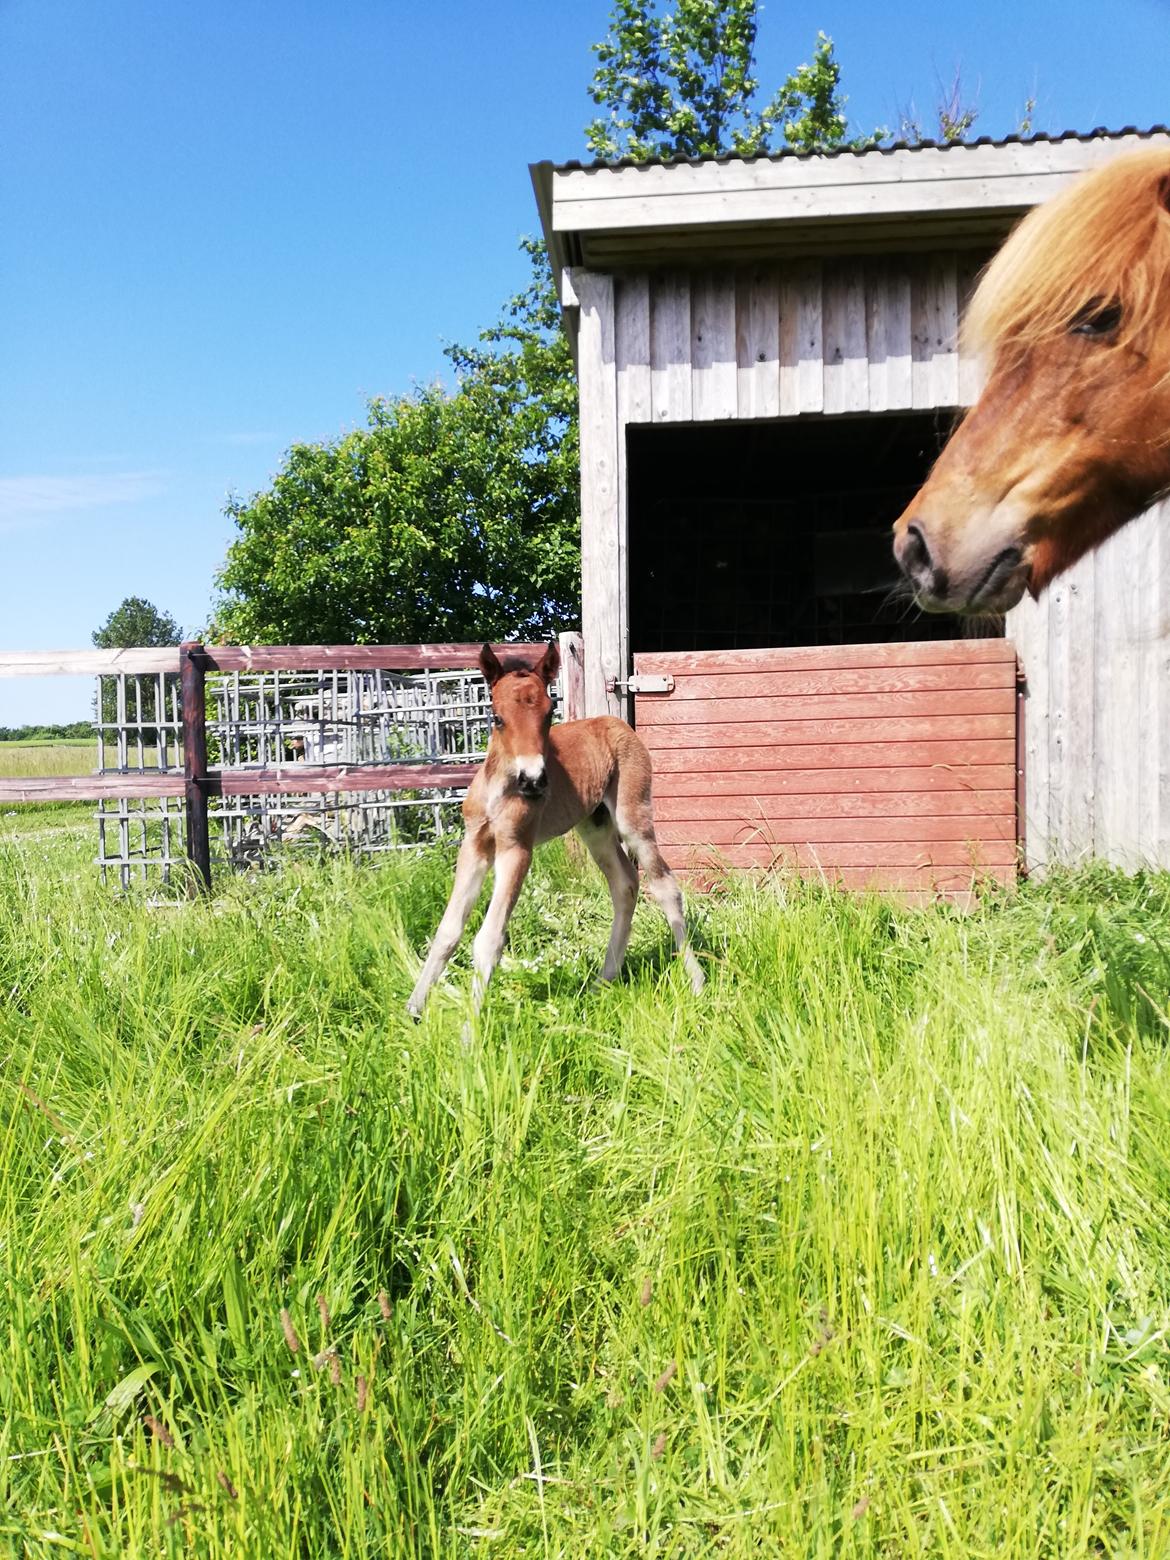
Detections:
0,635,582,890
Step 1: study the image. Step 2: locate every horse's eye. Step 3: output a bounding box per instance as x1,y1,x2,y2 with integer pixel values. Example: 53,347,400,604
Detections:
1070,300,1123,338
491,714,504,730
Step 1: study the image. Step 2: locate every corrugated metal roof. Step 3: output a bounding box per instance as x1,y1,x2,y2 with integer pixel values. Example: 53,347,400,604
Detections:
549,125,1170,175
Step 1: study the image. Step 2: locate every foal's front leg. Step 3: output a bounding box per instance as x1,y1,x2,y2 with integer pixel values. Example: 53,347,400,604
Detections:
407,835,490,1018
471,844,533,1013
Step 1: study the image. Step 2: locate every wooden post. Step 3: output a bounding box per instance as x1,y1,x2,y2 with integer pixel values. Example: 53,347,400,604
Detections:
557,631,585,724
181,641,212,893
574,268,626,721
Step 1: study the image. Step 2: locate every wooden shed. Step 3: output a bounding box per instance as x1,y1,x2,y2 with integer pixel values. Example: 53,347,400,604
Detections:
531,128,1170,889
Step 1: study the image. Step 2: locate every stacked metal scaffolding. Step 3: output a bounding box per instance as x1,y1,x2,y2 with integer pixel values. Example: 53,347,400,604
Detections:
94,664,496,886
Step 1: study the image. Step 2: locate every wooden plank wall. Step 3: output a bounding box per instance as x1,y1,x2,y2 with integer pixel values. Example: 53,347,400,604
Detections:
1007,499,1170,872
611,251,982,427
634,640,1018,898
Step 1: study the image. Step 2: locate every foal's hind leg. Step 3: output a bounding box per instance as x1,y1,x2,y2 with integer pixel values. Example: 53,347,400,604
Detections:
615,792,706,994
577,806,639,982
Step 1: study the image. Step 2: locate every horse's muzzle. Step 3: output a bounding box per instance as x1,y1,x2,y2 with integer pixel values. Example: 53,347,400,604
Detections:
894,520,1027,614
517,773,549,801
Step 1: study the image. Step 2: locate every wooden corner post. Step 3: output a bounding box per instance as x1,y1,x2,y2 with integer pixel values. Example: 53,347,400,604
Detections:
181,641,212,893
573,269,627,721
557,631,585,723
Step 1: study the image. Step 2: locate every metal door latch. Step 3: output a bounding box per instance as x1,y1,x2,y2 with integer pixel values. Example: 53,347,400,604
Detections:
605,673,675,696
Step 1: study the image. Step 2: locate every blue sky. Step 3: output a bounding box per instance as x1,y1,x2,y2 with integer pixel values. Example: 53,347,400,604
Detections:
2,0,1167,723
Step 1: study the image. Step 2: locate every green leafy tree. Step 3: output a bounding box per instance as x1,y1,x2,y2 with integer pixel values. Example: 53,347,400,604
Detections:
92,596,181,651
214,243,579,646
92,596,182,738
586,1,854,160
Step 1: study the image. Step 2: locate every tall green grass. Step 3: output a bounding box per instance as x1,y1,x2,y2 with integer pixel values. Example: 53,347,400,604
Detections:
2,821,1169,1556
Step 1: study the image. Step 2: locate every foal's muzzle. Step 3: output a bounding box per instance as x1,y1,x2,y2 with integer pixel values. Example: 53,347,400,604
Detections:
517,772,549,801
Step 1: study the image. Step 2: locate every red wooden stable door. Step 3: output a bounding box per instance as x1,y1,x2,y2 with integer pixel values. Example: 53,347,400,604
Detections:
632,639,1022,900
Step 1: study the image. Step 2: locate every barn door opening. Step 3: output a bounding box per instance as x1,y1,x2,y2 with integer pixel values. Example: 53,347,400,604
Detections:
626,412,995,655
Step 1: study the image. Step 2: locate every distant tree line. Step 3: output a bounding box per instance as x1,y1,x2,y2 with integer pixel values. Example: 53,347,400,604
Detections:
0,722,93,742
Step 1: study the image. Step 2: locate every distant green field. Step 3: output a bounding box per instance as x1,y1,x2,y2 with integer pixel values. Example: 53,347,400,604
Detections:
2,822,1169,1555
0,737,96,778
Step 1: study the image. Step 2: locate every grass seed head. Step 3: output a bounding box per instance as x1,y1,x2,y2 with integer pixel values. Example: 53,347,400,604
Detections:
143,1414,174,1448
279,1308,300,1354
653,1361,678,1393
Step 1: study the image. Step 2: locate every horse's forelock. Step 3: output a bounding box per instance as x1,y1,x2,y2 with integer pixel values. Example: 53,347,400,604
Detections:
496,657,544,680
962,148,1170,369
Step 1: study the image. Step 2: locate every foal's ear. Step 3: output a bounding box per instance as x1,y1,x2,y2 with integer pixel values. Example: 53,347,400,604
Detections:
537,640,561,687
479,644,504,686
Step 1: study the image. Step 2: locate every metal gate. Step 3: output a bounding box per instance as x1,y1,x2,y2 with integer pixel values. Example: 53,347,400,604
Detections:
632,639,1022,899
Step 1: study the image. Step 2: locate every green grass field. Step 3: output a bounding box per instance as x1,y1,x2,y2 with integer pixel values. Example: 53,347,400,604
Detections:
0,738,96,778
2,814,1169,1557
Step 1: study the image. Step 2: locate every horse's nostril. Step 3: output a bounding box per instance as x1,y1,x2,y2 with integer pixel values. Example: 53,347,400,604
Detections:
900,522,933,578
896,519,951,603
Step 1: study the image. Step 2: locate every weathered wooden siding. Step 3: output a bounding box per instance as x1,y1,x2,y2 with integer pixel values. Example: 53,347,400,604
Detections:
609,251,975,426
577,251,981,717
633,640,1018,899
1007,499,1170,871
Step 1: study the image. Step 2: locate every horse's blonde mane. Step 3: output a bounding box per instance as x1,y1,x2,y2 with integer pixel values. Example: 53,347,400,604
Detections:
963,148,1170,363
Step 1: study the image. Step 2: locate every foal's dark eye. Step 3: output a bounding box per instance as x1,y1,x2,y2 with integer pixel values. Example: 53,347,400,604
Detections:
491,714,504,730
1069,300,1123,338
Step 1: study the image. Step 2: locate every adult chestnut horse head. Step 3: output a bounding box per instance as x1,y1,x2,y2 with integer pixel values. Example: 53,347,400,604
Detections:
894,148,1170,614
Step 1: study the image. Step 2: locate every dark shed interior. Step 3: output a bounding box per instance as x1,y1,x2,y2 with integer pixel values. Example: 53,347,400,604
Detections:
627,412,1000,654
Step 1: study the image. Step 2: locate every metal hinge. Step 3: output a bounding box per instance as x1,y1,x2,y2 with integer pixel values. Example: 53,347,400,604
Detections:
606,673,675,697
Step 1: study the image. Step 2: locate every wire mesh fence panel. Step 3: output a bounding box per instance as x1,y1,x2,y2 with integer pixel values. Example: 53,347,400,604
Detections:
94,670,185,886
96,794,185,889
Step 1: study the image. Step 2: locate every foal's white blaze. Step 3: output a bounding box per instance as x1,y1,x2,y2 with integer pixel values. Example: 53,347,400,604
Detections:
513,756,546,787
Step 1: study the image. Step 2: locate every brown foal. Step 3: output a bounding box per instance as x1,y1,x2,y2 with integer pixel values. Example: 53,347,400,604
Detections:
407,642,705,1018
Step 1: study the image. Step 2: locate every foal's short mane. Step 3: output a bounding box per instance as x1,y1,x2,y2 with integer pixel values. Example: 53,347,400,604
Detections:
963,148,1170,366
